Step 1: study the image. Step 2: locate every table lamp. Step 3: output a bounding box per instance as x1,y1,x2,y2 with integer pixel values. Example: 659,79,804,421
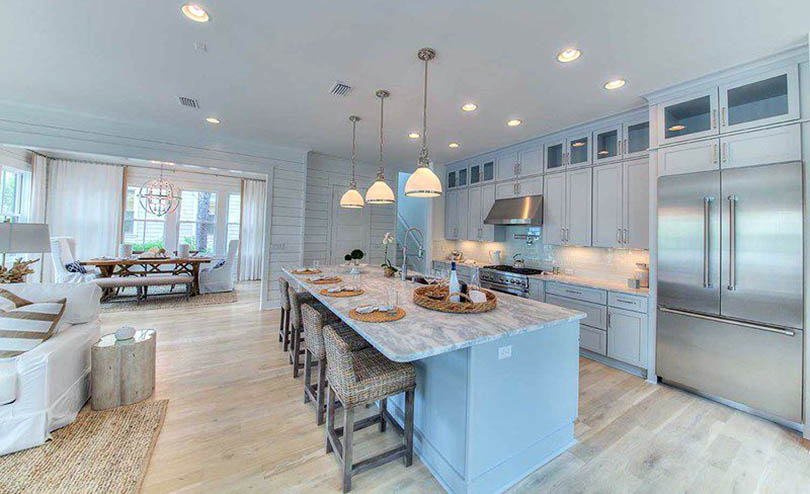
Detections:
0,222,52,271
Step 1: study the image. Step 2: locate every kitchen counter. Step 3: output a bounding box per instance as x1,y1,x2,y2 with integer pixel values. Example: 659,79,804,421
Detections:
432,259,649,296
284,266,584,362
284,265,584,494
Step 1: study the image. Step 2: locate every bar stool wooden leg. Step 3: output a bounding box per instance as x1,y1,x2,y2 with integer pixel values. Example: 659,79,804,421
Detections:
282,310,291,352
303,350,313,403
278,308,285,343
325,386,336,454
379,398,387,433
292,328,302,378
316,358,327,425
404,388,415,467
342,405,355,493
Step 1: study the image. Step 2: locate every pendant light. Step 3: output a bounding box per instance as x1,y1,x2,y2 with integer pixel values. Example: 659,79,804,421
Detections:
365,90,396,204
404,47,443,198
339,116,365,209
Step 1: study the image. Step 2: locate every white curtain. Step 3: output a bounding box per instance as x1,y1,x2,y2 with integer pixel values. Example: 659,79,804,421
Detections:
238,179,265,281
43,160,123,282
29,153,48,281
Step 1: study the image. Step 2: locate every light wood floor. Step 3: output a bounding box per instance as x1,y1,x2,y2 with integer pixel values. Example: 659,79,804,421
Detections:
99,282,810,493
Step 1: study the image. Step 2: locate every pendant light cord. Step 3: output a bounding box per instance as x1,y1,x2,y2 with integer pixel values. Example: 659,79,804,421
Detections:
350,118,357,188
378,93,385,180
418,55,431,167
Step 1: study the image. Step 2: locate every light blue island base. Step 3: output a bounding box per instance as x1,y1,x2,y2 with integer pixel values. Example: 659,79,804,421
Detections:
385,320,580,494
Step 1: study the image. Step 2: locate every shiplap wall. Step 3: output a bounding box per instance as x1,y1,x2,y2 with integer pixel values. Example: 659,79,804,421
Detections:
266,162,307,306
303,152,396,268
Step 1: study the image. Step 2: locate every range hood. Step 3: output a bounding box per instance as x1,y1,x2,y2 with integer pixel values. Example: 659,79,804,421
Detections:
483,194,543,226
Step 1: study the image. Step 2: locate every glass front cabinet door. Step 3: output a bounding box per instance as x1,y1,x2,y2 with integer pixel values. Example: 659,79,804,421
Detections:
593,125,622,163
469,163,481,185
659,89,718,144
457,168,467,187
482,161,494,182
568,134,591,167
623,118,650,160
447,170,456,189
719,66,799,133
545,141,565,172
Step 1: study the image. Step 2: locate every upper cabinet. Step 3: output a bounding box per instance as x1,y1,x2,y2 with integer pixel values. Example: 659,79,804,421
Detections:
470,159,495,186
719,66,799,133
496,152,519,181
446,169,457,189
659,89,719,144
568,134,591,168
593,124,622,164
495,147,541,181
657,65,800,145
623,117,650,160
545,140,565,172
544,132,594,171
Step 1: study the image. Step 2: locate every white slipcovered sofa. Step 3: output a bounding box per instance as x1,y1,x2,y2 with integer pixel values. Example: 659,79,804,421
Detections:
0,283,101,456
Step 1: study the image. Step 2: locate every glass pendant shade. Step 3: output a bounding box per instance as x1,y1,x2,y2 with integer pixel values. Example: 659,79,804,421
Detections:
404,166,442,198
365,179,395,204
340,187,365,208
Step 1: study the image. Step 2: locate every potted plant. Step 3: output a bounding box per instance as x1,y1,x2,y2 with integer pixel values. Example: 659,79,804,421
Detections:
381,233,398,278
349,249,364,266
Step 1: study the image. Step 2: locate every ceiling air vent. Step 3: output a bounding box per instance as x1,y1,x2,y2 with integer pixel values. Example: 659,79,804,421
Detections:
178,96,200,109
329,81,352,97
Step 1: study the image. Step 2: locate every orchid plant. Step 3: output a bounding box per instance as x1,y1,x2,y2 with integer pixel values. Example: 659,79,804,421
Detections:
381,232,398,271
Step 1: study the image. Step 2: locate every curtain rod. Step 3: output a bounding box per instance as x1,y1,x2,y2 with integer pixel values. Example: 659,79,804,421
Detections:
45,157,266,182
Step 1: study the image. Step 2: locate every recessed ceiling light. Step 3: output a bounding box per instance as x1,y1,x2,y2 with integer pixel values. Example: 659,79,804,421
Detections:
448,142,459,148
408,132,420,139
603,79,626,90
556,48,581,63
461,103,477,112
668,124,686,131
205,117,221,124
181,3,209,22
507,119,522,127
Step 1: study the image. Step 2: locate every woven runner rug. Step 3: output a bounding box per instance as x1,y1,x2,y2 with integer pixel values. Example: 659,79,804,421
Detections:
0,400,168,494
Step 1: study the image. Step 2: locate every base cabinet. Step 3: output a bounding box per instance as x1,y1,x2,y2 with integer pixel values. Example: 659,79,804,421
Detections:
580,326,607,356
607,307,648,367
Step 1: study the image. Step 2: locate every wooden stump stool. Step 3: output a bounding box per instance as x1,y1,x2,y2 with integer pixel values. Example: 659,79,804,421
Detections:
91,329,156,410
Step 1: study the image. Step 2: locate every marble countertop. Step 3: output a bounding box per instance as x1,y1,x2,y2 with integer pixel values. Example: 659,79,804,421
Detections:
283,266,585,363
431,260,648,296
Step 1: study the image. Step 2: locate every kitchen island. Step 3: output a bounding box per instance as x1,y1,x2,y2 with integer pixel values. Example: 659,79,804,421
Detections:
284,266,585,494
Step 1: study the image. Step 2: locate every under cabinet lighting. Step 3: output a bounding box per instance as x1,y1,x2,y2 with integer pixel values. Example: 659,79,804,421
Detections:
668,124,686,131
598,150,609,155
572,141,585,147
181,4,209,22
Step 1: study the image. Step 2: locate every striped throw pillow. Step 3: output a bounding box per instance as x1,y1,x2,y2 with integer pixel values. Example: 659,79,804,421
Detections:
0,289,66,359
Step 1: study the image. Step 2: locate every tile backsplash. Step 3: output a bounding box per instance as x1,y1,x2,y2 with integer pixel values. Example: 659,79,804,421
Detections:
433,226,649,284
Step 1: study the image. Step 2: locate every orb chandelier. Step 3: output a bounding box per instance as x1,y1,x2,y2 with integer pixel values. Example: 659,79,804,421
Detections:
365,89,395,204
404,47,443,198
138,162,181,216
340,115,365,209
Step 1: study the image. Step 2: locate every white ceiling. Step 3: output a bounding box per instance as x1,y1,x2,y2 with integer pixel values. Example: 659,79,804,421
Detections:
0,1,807,167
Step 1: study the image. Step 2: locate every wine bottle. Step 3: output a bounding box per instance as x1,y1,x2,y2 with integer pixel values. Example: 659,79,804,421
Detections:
449,262,461,302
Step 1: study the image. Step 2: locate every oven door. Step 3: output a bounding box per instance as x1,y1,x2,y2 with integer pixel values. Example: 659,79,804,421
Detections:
480,280,527,297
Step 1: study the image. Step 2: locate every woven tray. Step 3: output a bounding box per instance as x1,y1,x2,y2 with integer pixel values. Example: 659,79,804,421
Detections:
412,285,497,314
292,268,321,275
308,277,341,285
320,288,364,297
348,307,406,323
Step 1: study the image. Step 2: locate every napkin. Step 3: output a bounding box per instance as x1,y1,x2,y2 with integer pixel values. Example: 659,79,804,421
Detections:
469,290,487,303
328,285,358,293
355,305,393,314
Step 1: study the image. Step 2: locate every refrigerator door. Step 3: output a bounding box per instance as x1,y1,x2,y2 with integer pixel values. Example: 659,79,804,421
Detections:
657,171,721,315
657,308,803,423
720,162,803,329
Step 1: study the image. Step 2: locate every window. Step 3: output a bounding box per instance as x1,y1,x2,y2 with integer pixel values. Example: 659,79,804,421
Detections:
227,193,241,245
123,186,166,251
0,168,29,222
178,190,217,255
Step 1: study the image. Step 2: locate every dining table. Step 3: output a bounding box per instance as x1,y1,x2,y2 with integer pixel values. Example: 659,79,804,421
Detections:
81,257,212,295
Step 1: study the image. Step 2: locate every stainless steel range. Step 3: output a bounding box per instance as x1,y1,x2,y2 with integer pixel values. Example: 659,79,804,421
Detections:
480,265,545,297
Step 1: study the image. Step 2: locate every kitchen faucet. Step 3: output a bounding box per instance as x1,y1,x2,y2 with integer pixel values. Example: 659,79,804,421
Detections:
401,227,424,281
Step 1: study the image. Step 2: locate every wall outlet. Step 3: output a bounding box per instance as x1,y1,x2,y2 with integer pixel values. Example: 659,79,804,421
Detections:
498,345,512,360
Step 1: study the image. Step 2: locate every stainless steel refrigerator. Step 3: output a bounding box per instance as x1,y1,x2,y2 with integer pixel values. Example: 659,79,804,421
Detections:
657,161,804,425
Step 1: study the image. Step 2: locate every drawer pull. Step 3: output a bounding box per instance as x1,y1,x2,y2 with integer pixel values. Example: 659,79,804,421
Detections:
616,299,635,304
565,289,582,295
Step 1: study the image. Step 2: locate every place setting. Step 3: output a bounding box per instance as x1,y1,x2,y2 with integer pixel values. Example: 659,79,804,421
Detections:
291,260,322,275
320,284,363,297
348,288,405,323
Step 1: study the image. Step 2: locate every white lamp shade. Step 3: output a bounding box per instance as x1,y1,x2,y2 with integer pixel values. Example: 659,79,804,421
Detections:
404,166,443,197
365,180,395,204
0,223,52,253
339,188,365,209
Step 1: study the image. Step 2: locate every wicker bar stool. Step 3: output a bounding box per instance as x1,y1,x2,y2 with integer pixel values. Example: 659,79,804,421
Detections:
301,305,369,425
288,285,339,378
323,325,416,493
278,278,291,352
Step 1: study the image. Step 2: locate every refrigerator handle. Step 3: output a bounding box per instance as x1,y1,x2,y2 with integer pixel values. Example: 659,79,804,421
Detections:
727,194,737,291
703,196,713,288
658,307,795,337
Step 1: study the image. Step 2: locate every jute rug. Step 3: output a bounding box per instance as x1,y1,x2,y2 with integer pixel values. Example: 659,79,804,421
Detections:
0,400,168,494
101,288,237,313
